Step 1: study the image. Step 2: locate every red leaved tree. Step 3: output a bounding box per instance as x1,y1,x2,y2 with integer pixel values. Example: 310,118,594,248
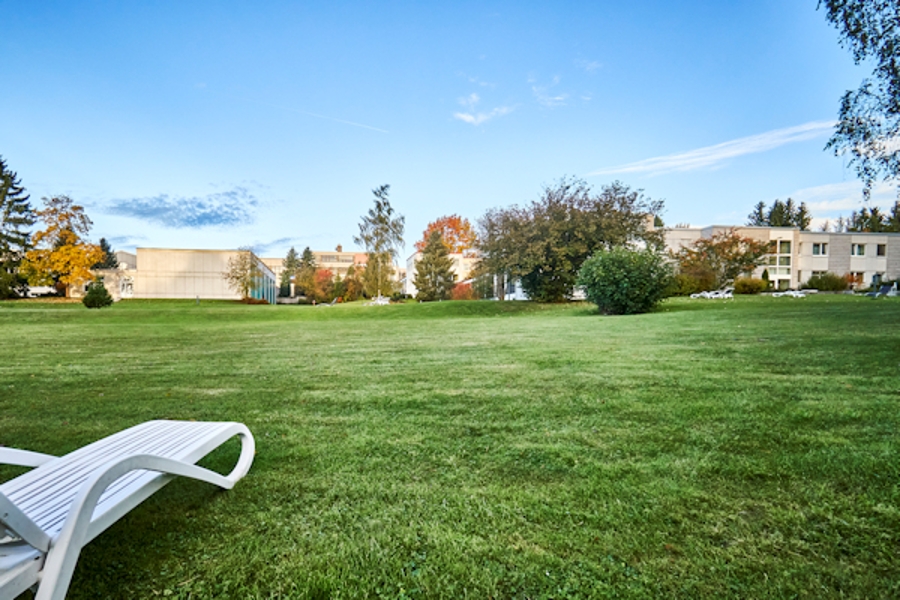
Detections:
673,229,768,289
415,215,476,254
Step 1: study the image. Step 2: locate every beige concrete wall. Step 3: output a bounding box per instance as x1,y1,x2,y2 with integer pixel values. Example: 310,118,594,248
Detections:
134,248,242,300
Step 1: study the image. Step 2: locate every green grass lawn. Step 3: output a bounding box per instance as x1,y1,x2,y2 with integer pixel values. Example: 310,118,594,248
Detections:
1,295,898,599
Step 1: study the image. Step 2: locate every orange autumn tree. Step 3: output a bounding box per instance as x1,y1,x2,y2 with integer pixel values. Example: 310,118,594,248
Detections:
415,215,476,254
22,195,103,296
312,268,335,303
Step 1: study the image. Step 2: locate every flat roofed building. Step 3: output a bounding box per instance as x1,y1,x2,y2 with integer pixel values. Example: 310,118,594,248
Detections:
664,226,900,290
134,248,276,303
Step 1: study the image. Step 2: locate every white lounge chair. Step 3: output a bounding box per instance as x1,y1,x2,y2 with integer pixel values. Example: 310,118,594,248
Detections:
0,420,254,600
772,290,806,298
691,287,733,299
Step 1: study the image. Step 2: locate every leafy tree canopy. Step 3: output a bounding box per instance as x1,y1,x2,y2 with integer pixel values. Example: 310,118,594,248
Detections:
222,247,261,299
476,177,664,303
414,214,476,254
820,0,900,196
354,185,405,298
674,229,769,289
22,195,103,296
414,230,457,301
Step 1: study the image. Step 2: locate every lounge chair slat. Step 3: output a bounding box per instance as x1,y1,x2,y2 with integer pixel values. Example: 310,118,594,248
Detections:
0,419,254,600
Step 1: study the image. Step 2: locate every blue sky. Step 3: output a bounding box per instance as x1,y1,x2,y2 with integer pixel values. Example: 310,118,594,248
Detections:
2,1,892,259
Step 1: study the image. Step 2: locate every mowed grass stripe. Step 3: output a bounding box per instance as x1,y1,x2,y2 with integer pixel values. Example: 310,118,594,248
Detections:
0,295,898,598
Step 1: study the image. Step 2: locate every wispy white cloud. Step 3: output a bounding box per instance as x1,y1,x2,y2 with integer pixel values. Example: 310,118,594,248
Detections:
454,107,514,125
465,75,496,88
575,59,601,73
453,93,514,126
530,75,568,108
588,120,837,177
789,180,897,213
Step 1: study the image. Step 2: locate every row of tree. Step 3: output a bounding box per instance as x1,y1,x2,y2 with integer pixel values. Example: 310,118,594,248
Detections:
1,156,118,298
474,178,664,303
828,203,900,233
746,199,812,229
747,197,900,234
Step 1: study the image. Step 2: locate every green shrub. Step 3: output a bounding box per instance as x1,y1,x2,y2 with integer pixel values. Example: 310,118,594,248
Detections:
734,277,767,294
576,247,673,315
82,278,114,309
667,272,715,296
803,272,848,292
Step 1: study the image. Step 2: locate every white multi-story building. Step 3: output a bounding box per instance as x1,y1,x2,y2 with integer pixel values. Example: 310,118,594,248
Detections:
665,226,900,289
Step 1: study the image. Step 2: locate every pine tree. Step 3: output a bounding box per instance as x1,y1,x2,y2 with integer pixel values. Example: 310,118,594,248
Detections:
82,277,114,308
296,246,317,296
280,246,300,296
888,201,900,232
0,156,36,298
748,198,811,230
92,238,119,269
767,199,788,227
795,202,812,231
746,201,767,226
414,230,457,302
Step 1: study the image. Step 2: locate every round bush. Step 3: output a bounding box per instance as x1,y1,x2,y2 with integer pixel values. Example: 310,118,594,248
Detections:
734,277,767,294
576,247,673,315
803,272,848,292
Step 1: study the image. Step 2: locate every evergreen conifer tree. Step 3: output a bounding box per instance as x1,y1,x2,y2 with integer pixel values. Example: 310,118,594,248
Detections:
82,277,114,308
92,238,119,269
0,156,36,298
414,230,457,301
280,246,300,296
297,246,317,296
746,201,767,226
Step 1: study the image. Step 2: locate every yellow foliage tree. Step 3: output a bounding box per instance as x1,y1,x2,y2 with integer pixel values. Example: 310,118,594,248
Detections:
22,195,103,296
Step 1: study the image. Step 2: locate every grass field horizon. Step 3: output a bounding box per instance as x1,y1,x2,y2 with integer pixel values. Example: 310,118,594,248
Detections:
1,296,898,598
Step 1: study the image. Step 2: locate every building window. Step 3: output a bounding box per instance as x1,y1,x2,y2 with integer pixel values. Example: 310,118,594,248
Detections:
812,243,828,256
877,244,886,257
851,244,865,256
778,256,791,266
778,241,791,254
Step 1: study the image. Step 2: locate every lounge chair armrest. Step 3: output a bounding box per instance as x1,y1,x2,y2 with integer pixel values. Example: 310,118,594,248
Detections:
0,447,56,468
37,429,254,600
